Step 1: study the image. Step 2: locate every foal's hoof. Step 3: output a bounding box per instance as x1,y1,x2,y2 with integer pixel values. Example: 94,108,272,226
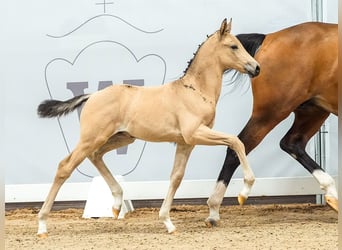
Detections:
166,226,177,234
205,218,219,228
112,208,120,219
325,196,338,212
238,195,247,206
37,232,48,239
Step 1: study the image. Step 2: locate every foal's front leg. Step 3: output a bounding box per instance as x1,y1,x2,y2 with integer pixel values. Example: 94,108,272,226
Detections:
183,124,255,226
159,143,194,233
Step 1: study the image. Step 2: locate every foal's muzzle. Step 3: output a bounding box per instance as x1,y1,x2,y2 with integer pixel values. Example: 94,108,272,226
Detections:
245,64,260,78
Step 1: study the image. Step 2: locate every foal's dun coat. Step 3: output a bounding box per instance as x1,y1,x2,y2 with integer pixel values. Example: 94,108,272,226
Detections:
37,19,260,237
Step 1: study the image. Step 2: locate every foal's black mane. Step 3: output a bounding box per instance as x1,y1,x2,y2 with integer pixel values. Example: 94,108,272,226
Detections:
182,33,215,76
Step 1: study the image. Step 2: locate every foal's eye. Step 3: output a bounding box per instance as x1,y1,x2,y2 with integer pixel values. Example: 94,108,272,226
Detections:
230,45,238,50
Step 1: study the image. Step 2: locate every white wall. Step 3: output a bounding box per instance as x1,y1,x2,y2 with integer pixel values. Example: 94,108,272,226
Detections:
3,0,337,201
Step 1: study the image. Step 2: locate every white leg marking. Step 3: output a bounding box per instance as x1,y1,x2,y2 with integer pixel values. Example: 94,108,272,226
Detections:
89,161,124,216
207,181,226,222
163,218,176,233
113,194,123,210
312,169,338,198
233,138,255,200
159,206,177,233
239,174,255,199
37,219,47,235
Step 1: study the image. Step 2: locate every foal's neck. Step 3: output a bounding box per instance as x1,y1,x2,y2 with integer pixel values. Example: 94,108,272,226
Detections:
182,56,224,104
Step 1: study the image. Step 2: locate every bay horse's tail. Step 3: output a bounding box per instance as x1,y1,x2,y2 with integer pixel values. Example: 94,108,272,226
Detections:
236,33,266,56
37,94,91,118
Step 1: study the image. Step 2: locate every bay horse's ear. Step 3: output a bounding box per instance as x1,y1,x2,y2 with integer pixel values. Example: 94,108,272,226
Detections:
219,18,232,38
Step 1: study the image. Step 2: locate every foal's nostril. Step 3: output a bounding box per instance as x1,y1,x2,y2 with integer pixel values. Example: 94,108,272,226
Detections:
255,65,260,76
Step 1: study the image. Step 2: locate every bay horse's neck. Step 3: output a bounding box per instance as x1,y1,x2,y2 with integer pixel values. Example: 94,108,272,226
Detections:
181,46,224,104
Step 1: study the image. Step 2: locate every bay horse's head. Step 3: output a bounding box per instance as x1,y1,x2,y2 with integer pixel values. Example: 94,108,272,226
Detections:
211,18,260,77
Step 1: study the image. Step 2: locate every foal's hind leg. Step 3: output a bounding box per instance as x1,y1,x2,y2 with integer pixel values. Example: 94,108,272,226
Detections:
159,143,194,233
88,133,136,218
37,141,101,238
279,103,337,211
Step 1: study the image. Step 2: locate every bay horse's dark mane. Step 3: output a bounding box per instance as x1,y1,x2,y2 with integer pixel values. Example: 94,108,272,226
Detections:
224,33,266,87
236,33,266,56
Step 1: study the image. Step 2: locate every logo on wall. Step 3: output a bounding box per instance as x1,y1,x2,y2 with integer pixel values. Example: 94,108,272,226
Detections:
43,1,167,178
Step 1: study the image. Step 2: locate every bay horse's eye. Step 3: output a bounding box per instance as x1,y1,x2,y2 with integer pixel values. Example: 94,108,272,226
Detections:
230,45,238,50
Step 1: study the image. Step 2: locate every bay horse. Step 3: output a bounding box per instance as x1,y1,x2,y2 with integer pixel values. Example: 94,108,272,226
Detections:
206,22,337,226
36,18,260,237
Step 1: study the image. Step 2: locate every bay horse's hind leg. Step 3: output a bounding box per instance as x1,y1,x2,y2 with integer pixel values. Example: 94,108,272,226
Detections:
88,132,136,218
279,101,338,212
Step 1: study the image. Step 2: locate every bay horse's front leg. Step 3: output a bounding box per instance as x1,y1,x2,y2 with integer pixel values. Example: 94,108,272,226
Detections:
183,124,255,226
280,104,338,212
159,143,194,233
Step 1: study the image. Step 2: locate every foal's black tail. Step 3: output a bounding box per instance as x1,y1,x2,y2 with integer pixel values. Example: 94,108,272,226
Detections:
236,33,266,57
37,94,91,118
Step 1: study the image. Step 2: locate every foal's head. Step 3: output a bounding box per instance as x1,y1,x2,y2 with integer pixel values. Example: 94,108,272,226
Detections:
203,18,260,77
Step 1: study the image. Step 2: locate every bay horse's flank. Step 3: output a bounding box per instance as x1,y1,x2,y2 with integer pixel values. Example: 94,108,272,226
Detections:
206,22,338,226
37,18,260,237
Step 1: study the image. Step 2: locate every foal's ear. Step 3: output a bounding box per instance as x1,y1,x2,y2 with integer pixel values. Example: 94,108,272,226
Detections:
220,18,232,37
227,18,232,33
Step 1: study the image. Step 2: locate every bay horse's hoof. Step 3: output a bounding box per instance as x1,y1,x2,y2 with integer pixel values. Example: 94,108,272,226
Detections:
205,218,219,228
238,195,247,206
325,196,338,212
37,232,48,239
112,208,120,219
